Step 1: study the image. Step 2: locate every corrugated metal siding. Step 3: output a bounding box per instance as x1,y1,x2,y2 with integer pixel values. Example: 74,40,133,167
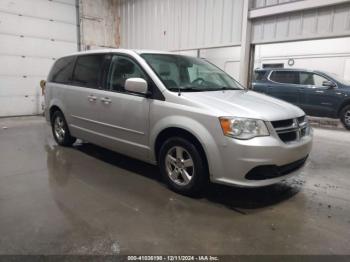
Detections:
118,0,244,51
0,0,77,117
252,0,301,9
251,2,350,44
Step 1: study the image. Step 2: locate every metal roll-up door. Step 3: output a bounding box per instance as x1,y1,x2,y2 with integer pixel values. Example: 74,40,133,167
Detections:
0,0,78,117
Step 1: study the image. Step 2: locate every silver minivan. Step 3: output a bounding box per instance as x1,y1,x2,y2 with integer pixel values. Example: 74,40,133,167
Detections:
45,49,313,195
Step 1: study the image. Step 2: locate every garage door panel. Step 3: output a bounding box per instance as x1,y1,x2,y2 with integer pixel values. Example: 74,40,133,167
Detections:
0,56,53,77
0,77,43,97
0,34,77,58
0,96,40,117
0,0,77,117
0,0,76,24
0,13,77,42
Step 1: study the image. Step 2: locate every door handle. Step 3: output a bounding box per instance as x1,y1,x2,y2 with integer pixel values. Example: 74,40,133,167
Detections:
316,90,324,93
101,97,112,104
88,95,97,102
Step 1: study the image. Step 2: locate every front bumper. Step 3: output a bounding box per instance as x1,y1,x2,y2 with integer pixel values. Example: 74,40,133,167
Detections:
211,129,313,187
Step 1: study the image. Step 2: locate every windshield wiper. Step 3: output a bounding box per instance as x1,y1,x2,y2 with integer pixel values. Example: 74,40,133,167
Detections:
214,86,242,91
167,86,242,94
168,87,203,93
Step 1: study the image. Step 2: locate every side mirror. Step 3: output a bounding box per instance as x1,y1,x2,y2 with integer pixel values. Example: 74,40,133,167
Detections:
125,78,149,95
322,81,336,89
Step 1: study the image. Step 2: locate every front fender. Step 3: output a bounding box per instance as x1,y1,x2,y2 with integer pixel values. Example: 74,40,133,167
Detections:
150,115,223,180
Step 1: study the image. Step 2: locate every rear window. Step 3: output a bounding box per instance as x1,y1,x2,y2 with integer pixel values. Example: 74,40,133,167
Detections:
72,55,104,88
253,71,267,81
47,56,75,84
270,71,299,84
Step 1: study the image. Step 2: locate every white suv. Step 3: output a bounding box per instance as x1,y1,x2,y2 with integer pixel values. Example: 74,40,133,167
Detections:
45,49,313,195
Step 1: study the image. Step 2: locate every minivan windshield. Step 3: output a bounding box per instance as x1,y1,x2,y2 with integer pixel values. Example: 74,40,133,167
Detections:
141,53,243,92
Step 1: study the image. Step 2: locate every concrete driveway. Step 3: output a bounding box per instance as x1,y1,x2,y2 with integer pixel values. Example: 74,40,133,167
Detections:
0,116,349,255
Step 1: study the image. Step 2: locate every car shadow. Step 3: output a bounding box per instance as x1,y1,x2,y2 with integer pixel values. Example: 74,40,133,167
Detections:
74,142,301,211
203,182,300,212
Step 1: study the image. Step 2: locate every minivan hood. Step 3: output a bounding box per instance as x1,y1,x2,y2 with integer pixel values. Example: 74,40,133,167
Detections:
181,90,304,121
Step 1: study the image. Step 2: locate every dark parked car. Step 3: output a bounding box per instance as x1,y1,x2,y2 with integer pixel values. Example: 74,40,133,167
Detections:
252,68,350,130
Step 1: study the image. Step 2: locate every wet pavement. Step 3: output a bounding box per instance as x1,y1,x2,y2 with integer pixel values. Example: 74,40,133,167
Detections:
0,116,349,255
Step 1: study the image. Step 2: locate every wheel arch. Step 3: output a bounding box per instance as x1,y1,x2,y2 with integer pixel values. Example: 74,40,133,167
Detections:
337,99,350,117
49,105,63,122
154,127,209,169
150,116,223,180
47,98,67,122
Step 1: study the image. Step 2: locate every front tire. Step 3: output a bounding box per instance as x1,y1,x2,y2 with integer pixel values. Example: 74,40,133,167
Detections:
51,111,76,146
159,137,208,196
340,105,350,130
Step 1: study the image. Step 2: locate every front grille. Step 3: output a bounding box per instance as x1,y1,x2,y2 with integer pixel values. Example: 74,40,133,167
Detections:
278,131,297,143
271,119,293,129
271,116,309,143
245,156,308,180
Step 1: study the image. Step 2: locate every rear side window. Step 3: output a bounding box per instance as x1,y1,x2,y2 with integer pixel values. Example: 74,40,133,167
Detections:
270,71,299,84
253,71,267,81
48,56,75,84
72,55,104,88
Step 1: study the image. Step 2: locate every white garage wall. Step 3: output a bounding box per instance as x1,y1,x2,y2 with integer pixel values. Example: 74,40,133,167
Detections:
200,46,241,80
173,46,242,80
117,0,244,81
255,37,350,80
0,0,78,117
117,0,244,51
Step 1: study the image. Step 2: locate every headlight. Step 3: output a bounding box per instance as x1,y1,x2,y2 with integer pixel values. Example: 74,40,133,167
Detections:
219,117,269,139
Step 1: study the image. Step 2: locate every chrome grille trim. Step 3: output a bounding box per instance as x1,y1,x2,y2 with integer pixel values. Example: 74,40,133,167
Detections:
275,127,300,134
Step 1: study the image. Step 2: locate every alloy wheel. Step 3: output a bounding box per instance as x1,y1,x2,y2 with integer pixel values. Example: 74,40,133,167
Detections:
345,110,350,126
54,116,66,142
165,146,195,186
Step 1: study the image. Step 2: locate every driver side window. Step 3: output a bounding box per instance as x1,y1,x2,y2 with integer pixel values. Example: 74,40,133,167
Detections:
107,56,146,92
313,74,329,87
299,72,330,87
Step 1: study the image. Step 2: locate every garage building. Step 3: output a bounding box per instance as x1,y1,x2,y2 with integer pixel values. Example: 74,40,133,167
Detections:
1,0,350,117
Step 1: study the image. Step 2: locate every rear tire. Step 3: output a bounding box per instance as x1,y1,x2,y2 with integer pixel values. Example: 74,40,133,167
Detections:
51,111,76,146
340,105,350,130
159,137,208,196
